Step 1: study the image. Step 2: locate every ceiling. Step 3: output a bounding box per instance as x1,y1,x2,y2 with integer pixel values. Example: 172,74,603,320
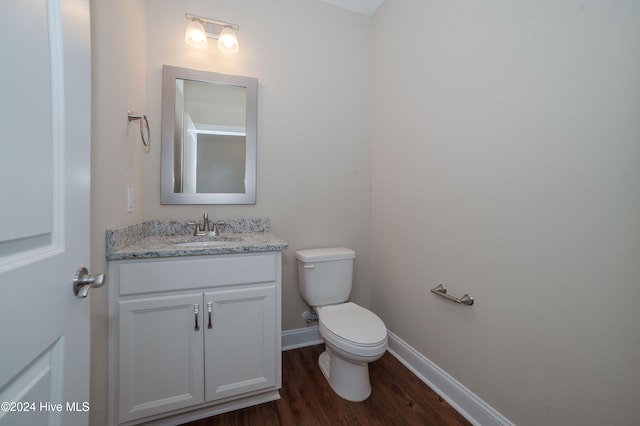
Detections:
320,0,384,16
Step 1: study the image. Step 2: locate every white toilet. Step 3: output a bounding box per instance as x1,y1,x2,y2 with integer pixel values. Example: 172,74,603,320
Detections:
296,247,388,402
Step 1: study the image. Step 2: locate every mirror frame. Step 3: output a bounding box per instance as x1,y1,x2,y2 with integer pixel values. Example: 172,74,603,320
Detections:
160,65,258,204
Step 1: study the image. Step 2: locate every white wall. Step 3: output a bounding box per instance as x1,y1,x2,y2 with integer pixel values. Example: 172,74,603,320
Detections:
371,1,640,424
141,0,373,330
90,1,372,424
92,0,640,424
90,0,147,423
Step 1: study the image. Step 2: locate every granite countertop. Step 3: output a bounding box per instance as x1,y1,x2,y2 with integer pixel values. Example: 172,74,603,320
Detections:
106,218,288,261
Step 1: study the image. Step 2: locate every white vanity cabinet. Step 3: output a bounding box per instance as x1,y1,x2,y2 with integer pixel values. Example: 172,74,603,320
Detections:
108,252,282,425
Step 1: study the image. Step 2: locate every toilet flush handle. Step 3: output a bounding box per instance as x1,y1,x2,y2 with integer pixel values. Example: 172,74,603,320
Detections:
303,264,315,269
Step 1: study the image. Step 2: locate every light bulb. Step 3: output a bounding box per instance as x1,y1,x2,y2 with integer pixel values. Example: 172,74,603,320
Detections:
217,27,239,54
185,20,208,48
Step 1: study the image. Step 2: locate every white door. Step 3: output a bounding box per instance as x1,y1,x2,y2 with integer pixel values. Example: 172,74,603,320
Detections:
0,0,94,425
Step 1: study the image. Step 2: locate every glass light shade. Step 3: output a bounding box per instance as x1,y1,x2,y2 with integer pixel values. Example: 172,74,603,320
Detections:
217,27,239,54
185,20,208,48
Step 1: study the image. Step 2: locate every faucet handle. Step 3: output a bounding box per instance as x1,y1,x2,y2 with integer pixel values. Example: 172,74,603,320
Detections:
211,221,225,236
188,222,201,236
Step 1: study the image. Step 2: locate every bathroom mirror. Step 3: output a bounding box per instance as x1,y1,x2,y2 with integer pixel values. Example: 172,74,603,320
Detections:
161,65,257,204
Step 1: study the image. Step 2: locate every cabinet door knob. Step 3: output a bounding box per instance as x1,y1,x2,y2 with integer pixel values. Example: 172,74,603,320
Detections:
207,302,213,329
194,304,200,331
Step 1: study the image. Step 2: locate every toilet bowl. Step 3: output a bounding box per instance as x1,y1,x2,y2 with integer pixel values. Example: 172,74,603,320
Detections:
315,303,387,401
296,248,388,402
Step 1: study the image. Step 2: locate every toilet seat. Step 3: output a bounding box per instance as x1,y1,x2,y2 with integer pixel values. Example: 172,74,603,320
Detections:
316,303,387,357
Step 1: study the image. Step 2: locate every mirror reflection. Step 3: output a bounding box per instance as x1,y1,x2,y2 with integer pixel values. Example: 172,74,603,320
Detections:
161,65,257,204
177,80,246,194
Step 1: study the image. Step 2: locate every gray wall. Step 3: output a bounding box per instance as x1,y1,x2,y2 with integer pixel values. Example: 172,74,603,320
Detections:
371,1,640,424
142,0,373,330
90,1,372,424
90,0,147,422
91,0,640,425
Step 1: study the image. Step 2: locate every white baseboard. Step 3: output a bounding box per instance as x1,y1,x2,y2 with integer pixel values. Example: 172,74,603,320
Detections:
386,330,513,426
281,327,513,426
281,325,322,351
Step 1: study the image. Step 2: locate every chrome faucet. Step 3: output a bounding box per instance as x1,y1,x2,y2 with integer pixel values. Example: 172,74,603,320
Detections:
190,212,224,237
202,212,210,233
190,212,210,236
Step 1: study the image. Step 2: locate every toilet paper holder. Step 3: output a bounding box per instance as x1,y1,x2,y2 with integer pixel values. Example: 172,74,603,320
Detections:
431,284,474,306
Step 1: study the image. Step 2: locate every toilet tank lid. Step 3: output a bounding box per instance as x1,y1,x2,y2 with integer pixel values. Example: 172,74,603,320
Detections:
295,247,355,262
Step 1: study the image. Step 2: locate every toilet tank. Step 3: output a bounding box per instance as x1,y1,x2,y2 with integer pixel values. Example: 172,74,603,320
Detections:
296,248,355,307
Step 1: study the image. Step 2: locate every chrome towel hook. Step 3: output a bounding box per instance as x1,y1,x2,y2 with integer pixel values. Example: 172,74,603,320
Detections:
128,111,150,151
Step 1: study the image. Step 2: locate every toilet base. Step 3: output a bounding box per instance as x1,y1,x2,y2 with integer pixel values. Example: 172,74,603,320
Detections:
318,346,372,402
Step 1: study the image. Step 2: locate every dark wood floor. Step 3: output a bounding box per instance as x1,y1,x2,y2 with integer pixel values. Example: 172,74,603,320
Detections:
182,344,470,425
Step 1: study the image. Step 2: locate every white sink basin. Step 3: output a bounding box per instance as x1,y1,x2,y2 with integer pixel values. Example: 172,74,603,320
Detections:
174,241,231,247
173,236,241,248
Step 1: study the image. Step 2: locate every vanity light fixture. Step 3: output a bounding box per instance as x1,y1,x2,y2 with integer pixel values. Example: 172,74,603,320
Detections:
184,19,208,48
184,14,240,54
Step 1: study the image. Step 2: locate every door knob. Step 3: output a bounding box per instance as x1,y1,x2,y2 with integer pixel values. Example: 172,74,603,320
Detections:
73,267,106,298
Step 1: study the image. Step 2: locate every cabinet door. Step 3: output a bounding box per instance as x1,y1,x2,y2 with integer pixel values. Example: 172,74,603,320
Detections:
204,285,276,402
118,293,204,423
